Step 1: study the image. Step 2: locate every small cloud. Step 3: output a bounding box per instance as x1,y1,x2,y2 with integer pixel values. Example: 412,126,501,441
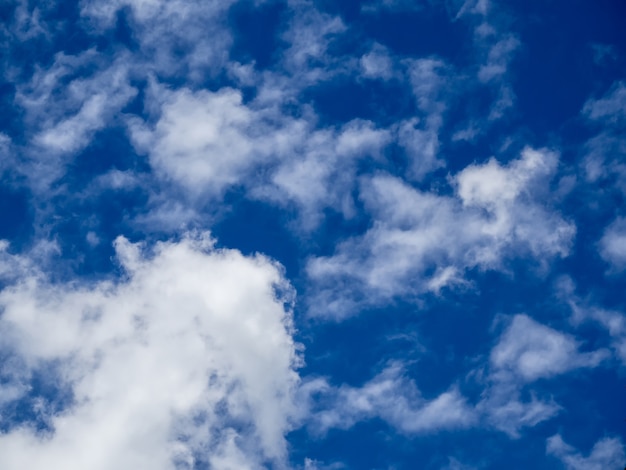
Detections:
547,434,626,470
599,216,626,272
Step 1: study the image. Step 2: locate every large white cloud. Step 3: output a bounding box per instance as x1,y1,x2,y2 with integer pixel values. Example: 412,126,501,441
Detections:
0,233,301,469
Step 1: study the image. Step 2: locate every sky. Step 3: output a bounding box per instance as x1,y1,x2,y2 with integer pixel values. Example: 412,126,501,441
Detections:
0,0,625,469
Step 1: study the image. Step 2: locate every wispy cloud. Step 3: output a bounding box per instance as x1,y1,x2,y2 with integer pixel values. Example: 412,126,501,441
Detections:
547,434,626,470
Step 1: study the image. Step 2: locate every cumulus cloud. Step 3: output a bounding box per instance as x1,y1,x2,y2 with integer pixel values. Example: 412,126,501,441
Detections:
307,148,575,318
547,434,626,470
130,83,391,228
129,86,295,196
0,233,301,469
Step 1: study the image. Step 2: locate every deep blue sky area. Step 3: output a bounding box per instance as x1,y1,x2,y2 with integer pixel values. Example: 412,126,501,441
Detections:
0,0,625,469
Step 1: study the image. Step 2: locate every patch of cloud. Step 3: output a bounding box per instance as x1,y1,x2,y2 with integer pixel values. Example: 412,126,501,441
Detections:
280,1,346,84
360,43,395,81
477,35,519,84
256,119,391,228
394,58,453,180
441,457,477,470
488,314,607,382
0,233,301,469
80,0,235,80
599,216,626,272
3,0,50,42
307,363,476,435
547,434,626,470
558,277,626,365
578,81,626,209
128,86,295,197
307,147,575,318
583,81,626,125
14,50,136,192
477,314,607,437
303,458,346,470
130,82,392,229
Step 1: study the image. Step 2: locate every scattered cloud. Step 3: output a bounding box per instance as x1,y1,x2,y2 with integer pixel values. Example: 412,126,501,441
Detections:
547,434,626,470
477,314,607,437
308,148,575,318
308,362,476,435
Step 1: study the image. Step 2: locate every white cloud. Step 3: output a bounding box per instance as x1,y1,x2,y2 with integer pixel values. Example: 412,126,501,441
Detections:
131,83,391,229
477,314,607,437
397,118,444,180
307,148,575,318
360,43,395,81
599,216,626,271
559,277,626,365
14,50,136,191
0,233,301,469
477,35,520,83
583,81,626,125
80,0,235,80
440,457,477,470
18,50,135,152
408,58,449,124
309,363,476,435
489,314,607,382
280,0,346,82
547,434,626,470
258,119,391,227
129,86,286,196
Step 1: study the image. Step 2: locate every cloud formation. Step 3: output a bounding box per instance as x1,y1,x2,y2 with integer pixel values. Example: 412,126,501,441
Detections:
0,233,300,469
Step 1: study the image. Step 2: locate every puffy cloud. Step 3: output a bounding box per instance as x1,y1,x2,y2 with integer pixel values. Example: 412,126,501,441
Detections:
0,233,301,469
13,50,136,192
131,84,391,228
478,314,607,437
307,148,575,318
547,434,626,470
129,86,293,196
308,363,476,435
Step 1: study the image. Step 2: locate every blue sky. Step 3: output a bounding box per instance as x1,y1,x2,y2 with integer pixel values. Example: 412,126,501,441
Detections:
0,0,625,468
